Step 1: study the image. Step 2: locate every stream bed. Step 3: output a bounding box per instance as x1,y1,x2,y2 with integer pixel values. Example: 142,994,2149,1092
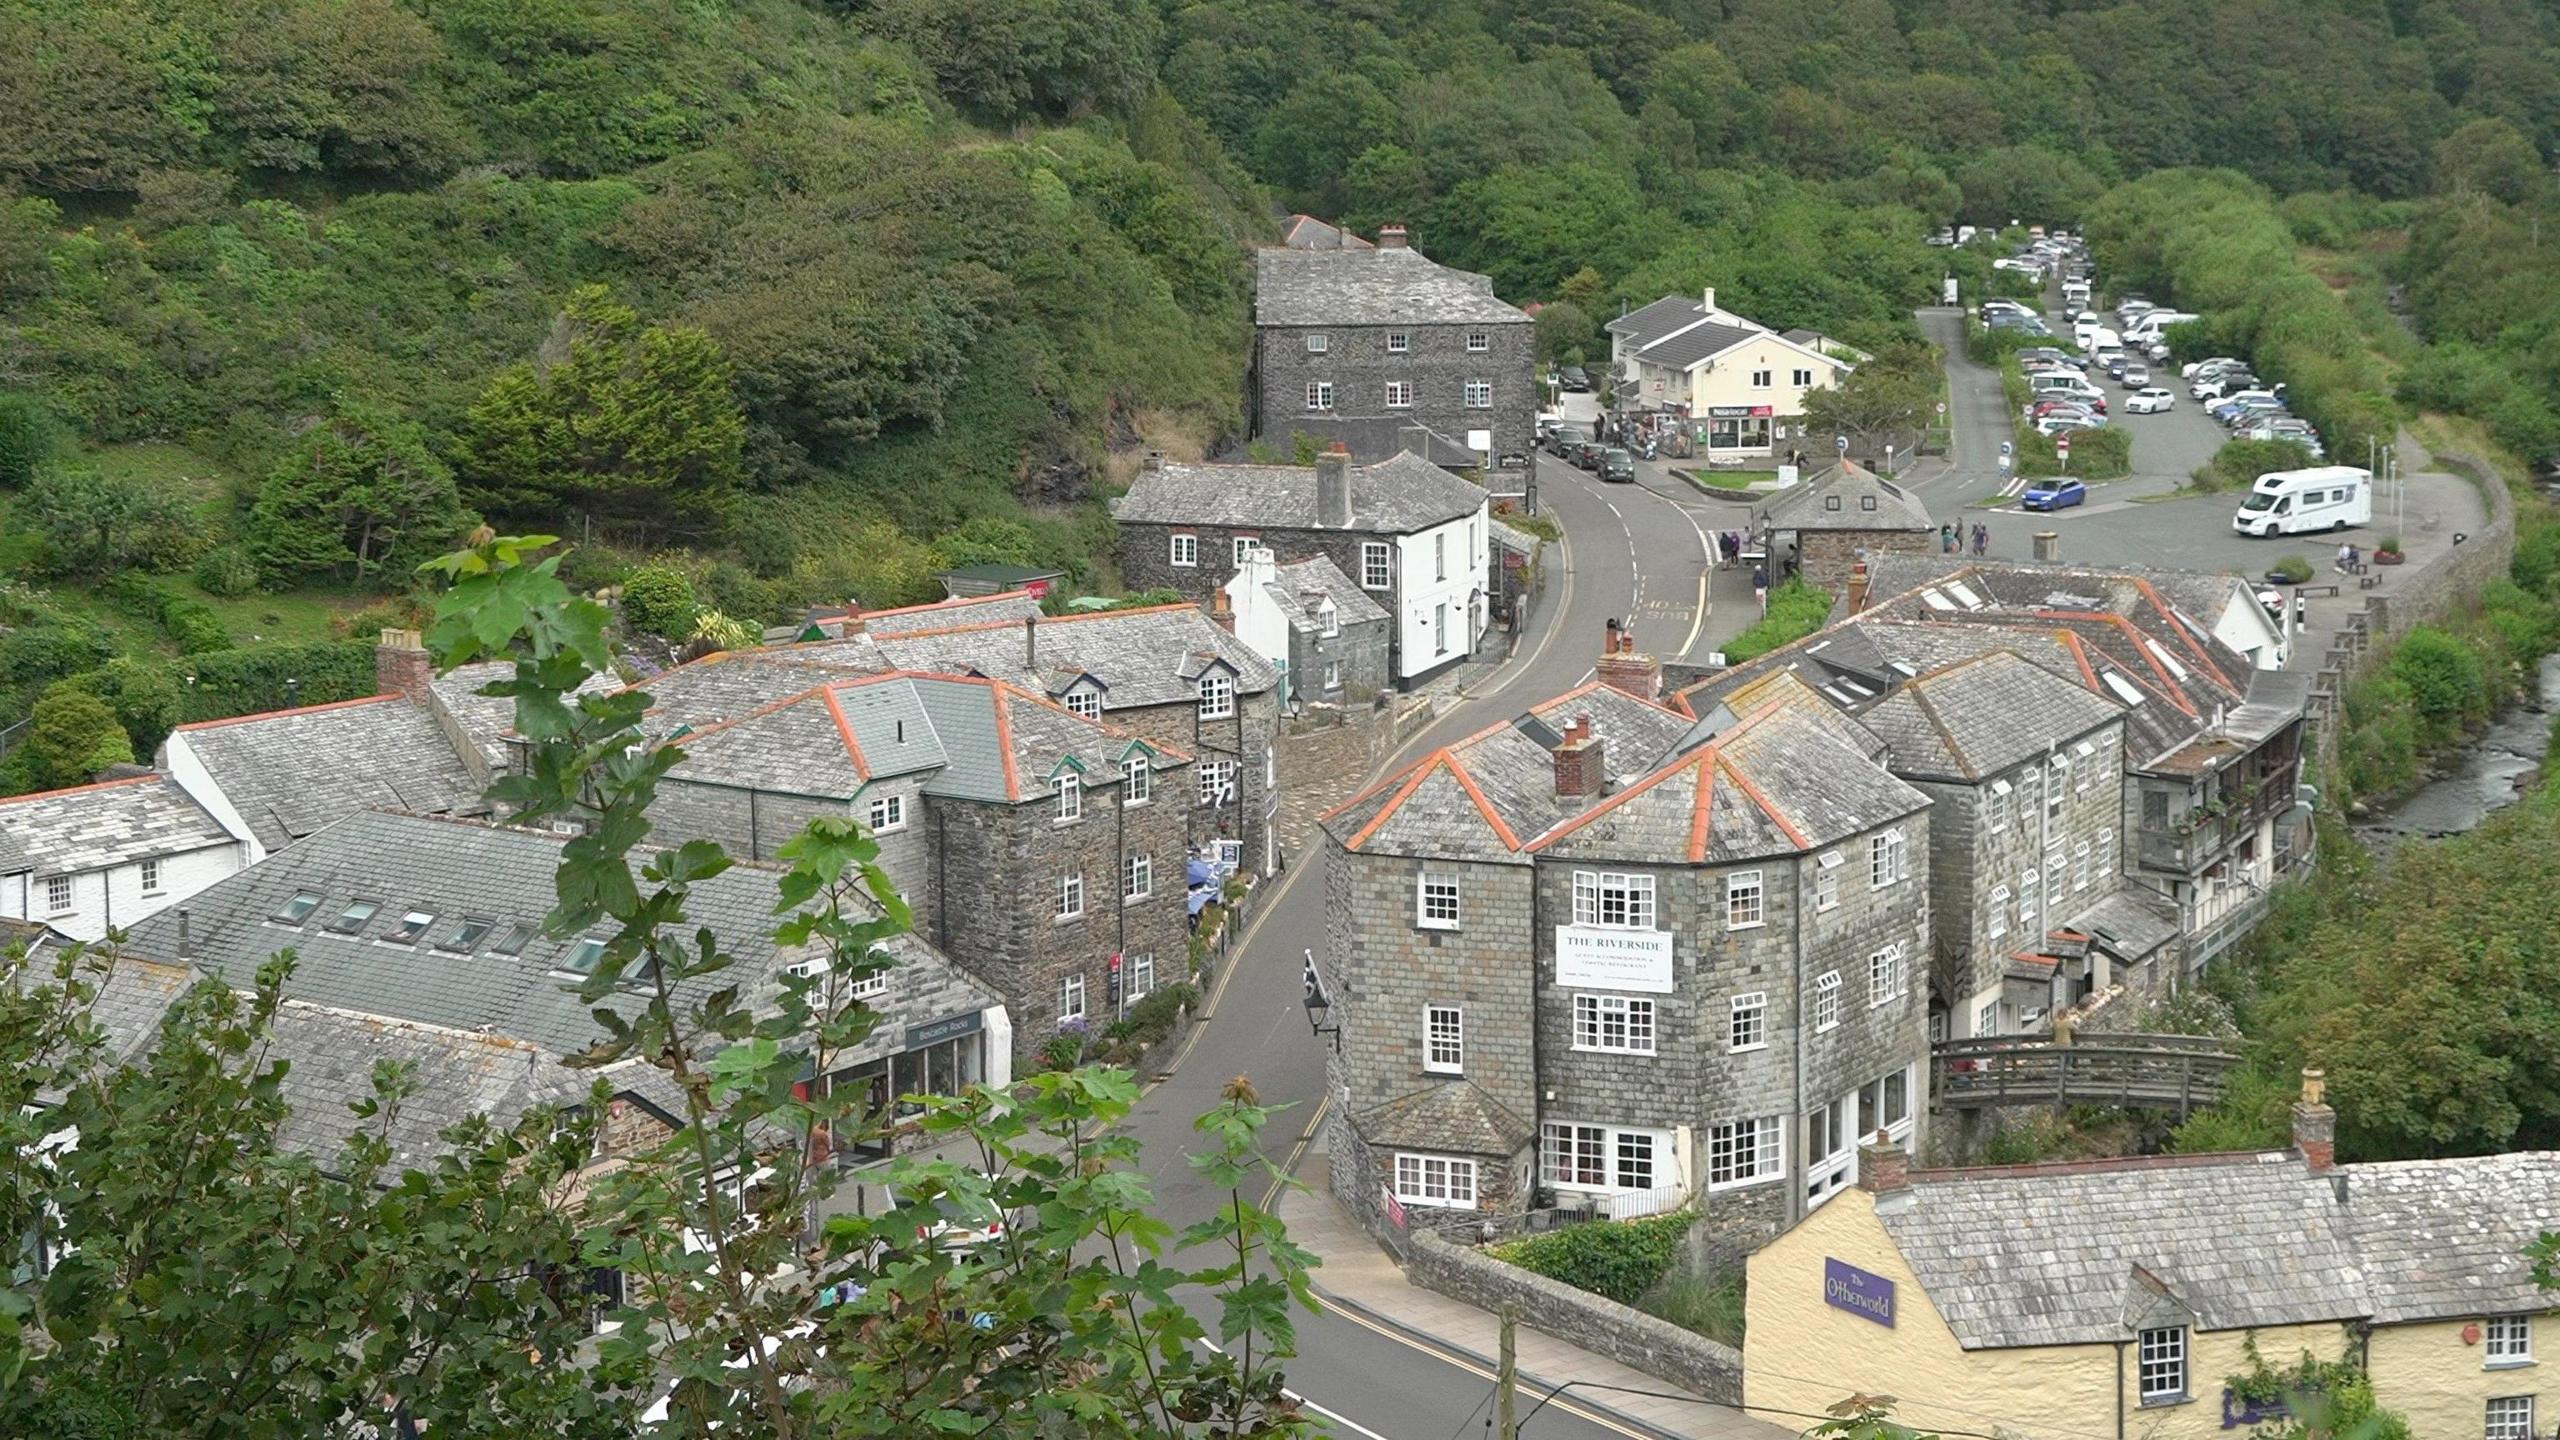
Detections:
2352,653,2560,850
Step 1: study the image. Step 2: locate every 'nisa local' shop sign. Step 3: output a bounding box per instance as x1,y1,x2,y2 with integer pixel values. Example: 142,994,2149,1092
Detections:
1824,1258,1895,1327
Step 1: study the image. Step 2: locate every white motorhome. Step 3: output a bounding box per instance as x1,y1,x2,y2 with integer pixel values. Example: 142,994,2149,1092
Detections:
2232,465,2372,537
2125,310,2197,343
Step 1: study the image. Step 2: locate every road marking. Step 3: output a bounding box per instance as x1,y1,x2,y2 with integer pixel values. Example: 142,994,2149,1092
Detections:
1193,1339,1399,1440
1257,1092,1331,1211
1310,1306,1653,1440
1677,572,1708,657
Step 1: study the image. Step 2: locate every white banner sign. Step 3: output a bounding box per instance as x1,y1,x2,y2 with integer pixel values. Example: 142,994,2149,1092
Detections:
1554,926,1675,993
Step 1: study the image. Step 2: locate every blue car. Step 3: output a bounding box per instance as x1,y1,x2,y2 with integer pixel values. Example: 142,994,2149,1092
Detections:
2021,478,2087,511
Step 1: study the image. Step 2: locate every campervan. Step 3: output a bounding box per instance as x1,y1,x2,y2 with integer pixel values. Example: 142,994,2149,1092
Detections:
2231,466,2372,538
2125,310,2197,344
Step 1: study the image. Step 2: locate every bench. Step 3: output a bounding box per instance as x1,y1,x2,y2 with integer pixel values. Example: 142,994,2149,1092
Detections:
2360,574,2383,590
2295,583,2343,599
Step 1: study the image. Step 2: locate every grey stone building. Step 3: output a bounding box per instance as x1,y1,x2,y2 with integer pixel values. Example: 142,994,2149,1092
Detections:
1317,623,1935,1256
1252,226,1536,465
1750,462,1936,595
1115,445,1491,687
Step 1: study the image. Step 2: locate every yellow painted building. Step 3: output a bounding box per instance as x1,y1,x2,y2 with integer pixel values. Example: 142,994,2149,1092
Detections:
1746,1081,2560,1439
1603,290,1857,456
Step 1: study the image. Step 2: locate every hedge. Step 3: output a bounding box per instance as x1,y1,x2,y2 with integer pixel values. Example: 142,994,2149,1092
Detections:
1721,578,1836,662
2012,424,2130,479
1491,1209,1693,1306
161,641,378,722
103,573,231,655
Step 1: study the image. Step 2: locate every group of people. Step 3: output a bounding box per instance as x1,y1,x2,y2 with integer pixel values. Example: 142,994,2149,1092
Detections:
1597,408,1691,460
2336,541,2365,573
1940,523,1991,557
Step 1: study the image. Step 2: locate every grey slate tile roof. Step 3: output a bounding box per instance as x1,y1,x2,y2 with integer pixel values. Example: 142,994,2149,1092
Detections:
1267,416,1487,468
1263,556,1386,632
856,591,1045,636
2061,886,2181,963
1632,317,1764,371
0,774,238,875
1855,651,2122,781
1279,215,1372,251
868,605,1279,707
1353,1079,1533,1155
2345,1153,2560,1322
1606,295,1726,348
630,651,880,739
430,662,619,768
169,696,485,854
115,810,1002,1063
1116,451,1488,535
1255,245,1530,327
1755,462,1935,534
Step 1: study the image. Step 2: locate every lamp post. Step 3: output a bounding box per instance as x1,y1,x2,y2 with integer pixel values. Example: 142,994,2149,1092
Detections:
1301,948,1340,1052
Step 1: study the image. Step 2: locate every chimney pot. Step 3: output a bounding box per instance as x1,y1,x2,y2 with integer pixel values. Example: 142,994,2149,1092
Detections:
176,907,192,960
1552,714,1604,800
840,600,865,637
1847,562,1872,615
1595,623,1662,701
375,627,431,704
1703,286,1716,315
1856,1132,1909,1195
1024,615,1037,669
1379,223,1410,249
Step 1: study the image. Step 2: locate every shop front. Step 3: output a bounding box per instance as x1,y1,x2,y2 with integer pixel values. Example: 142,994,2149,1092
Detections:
816,1006,1009,1161
1706,404,1776,455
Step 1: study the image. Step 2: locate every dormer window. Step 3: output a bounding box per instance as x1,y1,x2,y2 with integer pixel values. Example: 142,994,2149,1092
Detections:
1123,757,1152,805
1063,687,1101,720
1197,673,1235,720
1056,774,1082,823
1318,602,1339,638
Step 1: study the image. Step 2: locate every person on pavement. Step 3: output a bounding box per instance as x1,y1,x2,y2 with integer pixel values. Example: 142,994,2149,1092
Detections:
1752,562,1769,611
1972,522,1988,557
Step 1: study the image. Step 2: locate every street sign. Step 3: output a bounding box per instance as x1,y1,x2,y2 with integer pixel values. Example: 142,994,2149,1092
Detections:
1999,440,2013,457
1834,434,1849,456
1935,401,1946,415
2055,434,2071,456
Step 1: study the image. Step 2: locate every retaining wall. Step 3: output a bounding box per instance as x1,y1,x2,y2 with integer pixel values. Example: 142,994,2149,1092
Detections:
1402,1229,1744,1405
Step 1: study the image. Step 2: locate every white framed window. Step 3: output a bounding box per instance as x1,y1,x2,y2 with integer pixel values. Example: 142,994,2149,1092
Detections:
2488,1396,2535,1440
2076,740,2099,791
139,858,163,895
1305,381,1334,411
1977,1000,2000,1037
1870,829,1909,887
1708,1116,1784,1190
2487,1315,2533,1365
1989,884,2011,940
1055,774,1082,822
2047,847,2067,896
1987,778,2011,831
1792,367,1813,387
1750,368,1772,388
1729,992,1768,1052
1572,994,1656,1054
1465,330,1488,352
1868,943,1907,1007
2019,867,2038,930
1860,1066,1915,1135
1197,759,1235,807
1197,673,1234,720
1360,542,1391,590
2137,1327,2187,1404
1425,1004,1463,1073
1434,602,1449,654
1305,333,1329,354
1386,330,1409,354
1539,1122,1665,1192
1129,952,1155,998
867,793,906,833
1059,974,1086,1022
1417,872,1461,929
1227,536,1254,567
1122,756,1151,804
1170,532,1198,568
1385,380,1411,408
1122,853,1152,903
1804,1094,1854,1205
1434,532,1446,581
1318,602,1339,638
1464,379,1492,408
44,874,73,915
1726,870,1765,929
1815,850,1842,911
1055,872,1084,920
2073,841,2092,892
1571,870,1656,929
1324,660,1341,689
1393,1153,1477,1207
2048,757,2068,818
2098,828,2115,875
1810,973,1843,1032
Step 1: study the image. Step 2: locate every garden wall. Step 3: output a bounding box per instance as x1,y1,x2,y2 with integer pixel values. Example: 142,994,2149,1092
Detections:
1402,1229,1743,1405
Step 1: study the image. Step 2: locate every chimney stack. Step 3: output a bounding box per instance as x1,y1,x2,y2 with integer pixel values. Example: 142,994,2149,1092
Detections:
176,907,192,960
1210,588,1235,633
1316,443,1354,529
1143,451,1165,472
839,600,866,637
1847,561,1871,615
2293,1068,2336,1174
1553,713,1604,799
1594,621,1662,702
2033,530,2061,563
375,627,432,705
1378,223,1409,250
1024,615,1038,670
1702,285,1717,315
1856,1131,1909,1195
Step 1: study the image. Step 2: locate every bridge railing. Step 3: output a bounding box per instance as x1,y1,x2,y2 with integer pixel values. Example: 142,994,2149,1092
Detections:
1931,1031,2241,1114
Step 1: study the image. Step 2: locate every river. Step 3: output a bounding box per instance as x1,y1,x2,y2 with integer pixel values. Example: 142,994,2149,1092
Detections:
2352,653,2560,849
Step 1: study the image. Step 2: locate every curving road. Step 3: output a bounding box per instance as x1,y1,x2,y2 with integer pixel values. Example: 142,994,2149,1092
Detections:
1119,453,1757,1440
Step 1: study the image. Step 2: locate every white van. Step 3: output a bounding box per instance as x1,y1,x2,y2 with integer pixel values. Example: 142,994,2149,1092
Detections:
2232,466,2372,537
2125,310,2197,343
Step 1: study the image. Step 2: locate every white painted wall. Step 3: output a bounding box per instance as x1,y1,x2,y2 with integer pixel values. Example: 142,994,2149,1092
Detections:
1221,547,1294,695
161,731,268,863
0,843,248,943
1391,505,1490,680
2212,594,2289,671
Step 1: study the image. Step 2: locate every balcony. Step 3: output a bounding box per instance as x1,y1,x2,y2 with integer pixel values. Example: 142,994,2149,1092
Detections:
2136,786,2300,875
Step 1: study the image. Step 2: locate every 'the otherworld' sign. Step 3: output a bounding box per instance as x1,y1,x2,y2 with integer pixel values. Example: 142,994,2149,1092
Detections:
1824,1258,1896,1327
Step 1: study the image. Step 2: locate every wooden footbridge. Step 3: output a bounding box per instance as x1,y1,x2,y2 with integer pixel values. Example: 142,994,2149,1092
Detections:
1931,1030,2242,1117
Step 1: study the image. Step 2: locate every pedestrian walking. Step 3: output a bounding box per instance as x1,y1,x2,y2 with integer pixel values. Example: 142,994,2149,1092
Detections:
1971,522,1988,557
1752,562,1770,611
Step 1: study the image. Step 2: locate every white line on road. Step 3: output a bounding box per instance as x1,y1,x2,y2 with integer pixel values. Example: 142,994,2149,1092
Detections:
1194,1339,1396,1440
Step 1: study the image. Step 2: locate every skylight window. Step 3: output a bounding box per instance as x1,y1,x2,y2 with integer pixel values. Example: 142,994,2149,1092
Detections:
326,899,381,935
560,937,608,974
2144,638,2191,680
2102,671,2148,706
491,923,536,956
272,892,322,925
437,917,494,953
384,911,435,945
1921,589,1957,612
1945,582,1985,610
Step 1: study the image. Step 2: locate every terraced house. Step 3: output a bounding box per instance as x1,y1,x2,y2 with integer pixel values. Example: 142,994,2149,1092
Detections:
1318,625,1934,1256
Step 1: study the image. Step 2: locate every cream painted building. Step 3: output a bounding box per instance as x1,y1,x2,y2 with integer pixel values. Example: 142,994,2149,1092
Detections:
1746,1077,2560,1439
1603,290,1858,457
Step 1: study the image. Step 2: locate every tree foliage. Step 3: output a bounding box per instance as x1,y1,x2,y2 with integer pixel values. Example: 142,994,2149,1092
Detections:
24,466,197,576
14,689,136,791
251,404,472,585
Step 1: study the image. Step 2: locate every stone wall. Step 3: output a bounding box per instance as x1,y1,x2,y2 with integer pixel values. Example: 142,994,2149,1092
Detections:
1103,691,1279,873
1402,1229,1743,1404
1254,320,1538,461
1795,529,1934,595
1288,609,1392,706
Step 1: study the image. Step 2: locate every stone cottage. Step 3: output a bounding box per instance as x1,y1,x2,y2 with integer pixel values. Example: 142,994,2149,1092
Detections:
1221,547,1391,707
1751,463,1935,594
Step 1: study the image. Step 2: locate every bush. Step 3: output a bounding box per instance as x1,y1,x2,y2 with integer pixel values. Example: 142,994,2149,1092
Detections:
49,658,182,758
619,566,700,639
2012,424,2130,479
2389,626,2489,738
1122,981,1197,1048
0,390,56,489
1721,578,1834,663
1637,1270,1746,1347
0,620,117,713
2191,438,2315,492
2271,555,2314,584
165,641,377,722
1492,1210,1692,1307
192,545,261,598
333,596,432,643
14,689,136,792
104,573,232,655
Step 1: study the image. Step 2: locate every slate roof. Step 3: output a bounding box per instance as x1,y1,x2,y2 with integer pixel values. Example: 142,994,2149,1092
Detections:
856,591,1046,636
2062,886,2181,963
428,662,620,769
868,605,1280,707
628,650,881,739
115,810,1003,1062
1853,555,2264,641
1115,451,1488,535
1854,651,2122,782
1606,295,1723,348
1633,318,1765,372
169,696,485,853
1255,246,1529,327
1269,416,1485,468
1262,555,1387,633
1881,1145,2560,1349
1280,215,1372,251
1755,462,1934,534
0,774,238,875
1353,1080,1534,1155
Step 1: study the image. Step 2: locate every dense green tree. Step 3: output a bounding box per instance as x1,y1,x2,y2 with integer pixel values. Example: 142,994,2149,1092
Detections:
1534,301,1600,365
250,405,472,584
25,466,196,576
864,0,1160,123
0,391,54,488
2432,116,2547,204
459,286,747,541
16,690,135,791
1955,146,2105,226
1801,342,1942,459
47,659,182,760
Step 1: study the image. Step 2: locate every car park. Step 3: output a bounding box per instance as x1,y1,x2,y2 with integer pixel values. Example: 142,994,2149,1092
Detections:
2125,387,2176,414
2022,478,2088,511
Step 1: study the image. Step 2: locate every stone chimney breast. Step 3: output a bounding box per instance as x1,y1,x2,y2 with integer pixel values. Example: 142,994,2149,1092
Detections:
376,627,431,704
1316,444,1354,529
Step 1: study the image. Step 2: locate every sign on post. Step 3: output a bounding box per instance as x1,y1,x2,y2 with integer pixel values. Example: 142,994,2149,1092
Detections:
1824,1259,1897,1327
1834,434,1849,457
2055,432,2072,474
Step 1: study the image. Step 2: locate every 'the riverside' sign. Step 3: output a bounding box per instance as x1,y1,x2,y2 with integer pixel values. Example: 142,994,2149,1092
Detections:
1824,1258,1896,1327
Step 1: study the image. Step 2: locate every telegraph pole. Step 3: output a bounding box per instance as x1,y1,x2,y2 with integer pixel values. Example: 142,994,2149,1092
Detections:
1495,1308,1519,1440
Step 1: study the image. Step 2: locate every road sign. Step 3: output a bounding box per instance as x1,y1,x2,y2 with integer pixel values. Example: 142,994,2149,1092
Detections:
1936,401,1946,415
2000,440,2013,457
1834,434,1849,456
2055,433,2071,456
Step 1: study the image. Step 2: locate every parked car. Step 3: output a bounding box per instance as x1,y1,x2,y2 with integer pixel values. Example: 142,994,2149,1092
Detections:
1600,448,1636,483
2022,478,2089,511
1545,424,1589,458
2103,355,2130,381
2126,388,2176,414
2028,399,2096,423
1558,365,1592,392
2035,412,2105,436
2192,373,2259,402
2182,357,2244,379
2120,364,2152,388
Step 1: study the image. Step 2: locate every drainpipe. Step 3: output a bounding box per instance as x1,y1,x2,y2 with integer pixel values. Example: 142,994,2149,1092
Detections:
2113,1339,2127,1440
1790,851,1807,1223
1529,864,1545,1212
934,809,950,950
1113,778,1127,1018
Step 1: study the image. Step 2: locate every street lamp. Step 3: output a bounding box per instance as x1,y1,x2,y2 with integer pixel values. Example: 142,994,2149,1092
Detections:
1301,948,1341,1052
